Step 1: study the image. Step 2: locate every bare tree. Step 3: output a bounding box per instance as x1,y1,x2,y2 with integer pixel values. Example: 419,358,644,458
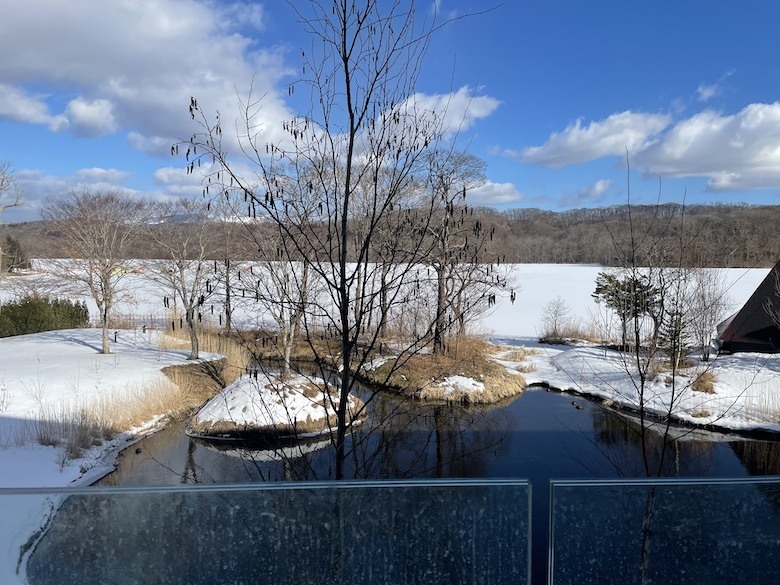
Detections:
0,161,24,273
145,198,217,360
40,188,148,354
540,296,571,341
688,269,731,361
0,161,22,214
418,148,506,354
182,1,495,478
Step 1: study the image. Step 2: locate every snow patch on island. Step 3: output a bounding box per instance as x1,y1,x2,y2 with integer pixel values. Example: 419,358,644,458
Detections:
439,375,485,395
191,373,363,438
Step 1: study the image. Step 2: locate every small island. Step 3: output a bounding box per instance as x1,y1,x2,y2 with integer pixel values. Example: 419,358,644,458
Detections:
362,339,529,405
189,373,365,440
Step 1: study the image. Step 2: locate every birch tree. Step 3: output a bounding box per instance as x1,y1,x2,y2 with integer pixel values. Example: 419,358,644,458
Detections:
418,148,513,353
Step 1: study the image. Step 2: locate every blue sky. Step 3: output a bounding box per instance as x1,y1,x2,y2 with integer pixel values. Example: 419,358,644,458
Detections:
1,0,779,222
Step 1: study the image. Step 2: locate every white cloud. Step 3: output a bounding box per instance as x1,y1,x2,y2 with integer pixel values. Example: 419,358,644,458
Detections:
151,159,260,198
64,97,118,137
215,2,266,31
152,166,212,195
0,84,68,131
695,69,735,103
515,111,672,167
469,180,524,206
560,179,612,207
512,99,780,192
0,0,292,153
128,133,178,158
406,86,500,137
74,168,130,184
10,163,221,221
11,167,137,221
430,0,459,19
635,102,780,191
696,83,718,102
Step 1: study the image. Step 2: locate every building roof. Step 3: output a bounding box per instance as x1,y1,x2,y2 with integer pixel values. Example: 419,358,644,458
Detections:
718,258,780,351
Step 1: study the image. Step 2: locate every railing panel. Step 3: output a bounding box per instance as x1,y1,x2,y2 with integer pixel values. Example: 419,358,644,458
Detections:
2,480,530,585
550,478,780,585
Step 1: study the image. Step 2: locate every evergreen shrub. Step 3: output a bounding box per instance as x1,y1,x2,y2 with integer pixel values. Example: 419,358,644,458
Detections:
0,295,89,337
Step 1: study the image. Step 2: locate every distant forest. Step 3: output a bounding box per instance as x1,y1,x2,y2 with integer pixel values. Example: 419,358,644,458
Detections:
487,203,780,268
8,203,780,269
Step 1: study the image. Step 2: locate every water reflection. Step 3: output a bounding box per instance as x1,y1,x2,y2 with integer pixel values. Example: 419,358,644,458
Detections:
731,439,780,476
100,388,777,488
588,406,745,477
100,391,516,485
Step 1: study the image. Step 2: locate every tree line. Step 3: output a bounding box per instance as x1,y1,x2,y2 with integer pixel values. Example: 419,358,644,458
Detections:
9,202,780,269
493,203,780,267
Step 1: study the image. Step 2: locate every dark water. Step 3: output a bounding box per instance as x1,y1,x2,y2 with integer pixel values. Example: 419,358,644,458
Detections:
87,386,780,584
98,388,756,488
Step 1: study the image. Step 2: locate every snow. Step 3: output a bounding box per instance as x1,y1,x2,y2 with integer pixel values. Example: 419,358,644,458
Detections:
0,262,775,583
438,375,485,395
193,373,360,435
491,342,780,433
481,264,769,338
8,262,767,341
0,328,218,585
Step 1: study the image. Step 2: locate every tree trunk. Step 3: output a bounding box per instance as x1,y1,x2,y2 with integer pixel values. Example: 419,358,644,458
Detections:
101,310,111,354
293,260,309,342
187,309,199,360
433,264,446,354
281,317,296,381
456,289,467,338
223,259,232,333
100,300,111,354
378,264,389,339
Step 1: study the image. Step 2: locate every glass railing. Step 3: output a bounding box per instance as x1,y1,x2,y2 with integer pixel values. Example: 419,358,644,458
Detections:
1,479,531,585
549,477,780,585
11,476,780,584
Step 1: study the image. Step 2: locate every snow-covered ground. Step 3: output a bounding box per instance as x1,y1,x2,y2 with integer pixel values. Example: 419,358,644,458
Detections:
0,262,774,584
11,262,767,339
192,373,362,437
492,341,780,433
0,328,219,584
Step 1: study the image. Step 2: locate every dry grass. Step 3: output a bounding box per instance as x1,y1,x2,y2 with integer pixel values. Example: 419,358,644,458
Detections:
369,337,525,404
691,370,716,394
689,409,712,418
499,346,539,362
33,358,226,461
419,369,525,404
157,327,252,386
250,331,324,362
539,321,601,345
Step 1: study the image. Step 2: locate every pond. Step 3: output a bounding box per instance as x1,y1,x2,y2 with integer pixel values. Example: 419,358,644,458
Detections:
85,384,780,584
97,387,761,488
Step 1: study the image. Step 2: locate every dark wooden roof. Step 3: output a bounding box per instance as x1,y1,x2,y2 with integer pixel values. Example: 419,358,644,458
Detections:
719,259,780,351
